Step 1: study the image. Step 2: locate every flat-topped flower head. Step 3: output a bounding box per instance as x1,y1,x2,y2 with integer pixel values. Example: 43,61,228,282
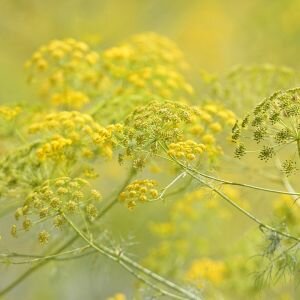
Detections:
119,100,232,169
25,38,102,109
121,100,200,154
102,32,193,101
28,111,122,162
104,32,187,71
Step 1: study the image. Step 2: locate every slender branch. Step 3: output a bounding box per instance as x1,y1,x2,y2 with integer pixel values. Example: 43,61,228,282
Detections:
157,143,300,242
0,168,135,297
64,214,200,300
0,245,91,265
185,164,300,196
0,234,78,297
150,172,186,202
157,142,300,197
185,169,300,243
118,259,188,300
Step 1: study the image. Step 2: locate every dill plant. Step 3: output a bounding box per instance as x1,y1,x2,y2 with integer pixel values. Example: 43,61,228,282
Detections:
0,32,300,300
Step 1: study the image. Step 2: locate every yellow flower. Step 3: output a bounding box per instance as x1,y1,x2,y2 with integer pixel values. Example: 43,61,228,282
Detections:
119,179,159,210
185,258,226,286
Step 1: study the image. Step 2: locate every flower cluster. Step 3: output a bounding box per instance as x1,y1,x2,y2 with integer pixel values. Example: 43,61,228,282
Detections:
103,32,187,73
127,32,187,68
185,258,226,287
0,105,22,138
187,102,235,160
50,89,90,109
232,88,300,175
25,38,102,109
117,100,234,169
167,140,206,161
102,32,193,101
28,111,122,162
119,179,159,209
0,142,41,196
36,136,72,161
120,100,201,158
0,106,21,120
11,177,101,244
189,103,236,134
200,64,299,112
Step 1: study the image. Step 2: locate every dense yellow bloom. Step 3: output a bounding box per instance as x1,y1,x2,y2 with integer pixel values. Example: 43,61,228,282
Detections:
50,89,90,109
119,179,159,209
122,100,202,153
25,38,101,109
0,106,21,120
167,140,206,161
102,32,193,101
28,111,122,161
190,103,236,137
36,135,72,161
185,258,226,286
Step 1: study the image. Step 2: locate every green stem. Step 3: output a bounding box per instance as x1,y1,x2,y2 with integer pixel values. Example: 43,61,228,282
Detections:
158,142,300,197
0,169,135,297
186,169,300,243
158,144,300,243
0,245,91,265
185,164,300,196
64,214,200,300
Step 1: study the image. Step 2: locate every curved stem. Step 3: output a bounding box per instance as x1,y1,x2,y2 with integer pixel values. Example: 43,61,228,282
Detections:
157,143,300,243
0,169,135,297
186,164,300,196
157,142,300,197
0,245,91,265
64,214,200,300
186,169,300,243
119,260,187,300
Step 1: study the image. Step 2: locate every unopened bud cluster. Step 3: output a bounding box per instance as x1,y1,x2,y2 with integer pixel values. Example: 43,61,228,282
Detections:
232,88,300,175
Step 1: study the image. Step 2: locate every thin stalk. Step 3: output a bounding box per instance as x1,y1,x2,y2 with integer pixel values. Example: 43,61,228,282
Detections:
0,169,135,297
157,142,300,197
186,169,300,243
65,215,200,300
0,245,91,265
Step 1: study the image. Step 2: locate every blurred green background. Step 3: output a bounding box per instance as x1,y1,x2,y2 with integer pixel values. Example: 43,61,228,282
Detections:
1,1,300,299
1,0,300,103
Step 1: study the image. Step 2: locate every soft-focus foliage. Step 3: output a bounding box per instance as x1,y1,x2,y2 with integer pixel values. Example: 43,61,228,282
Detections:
1,1,300,300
